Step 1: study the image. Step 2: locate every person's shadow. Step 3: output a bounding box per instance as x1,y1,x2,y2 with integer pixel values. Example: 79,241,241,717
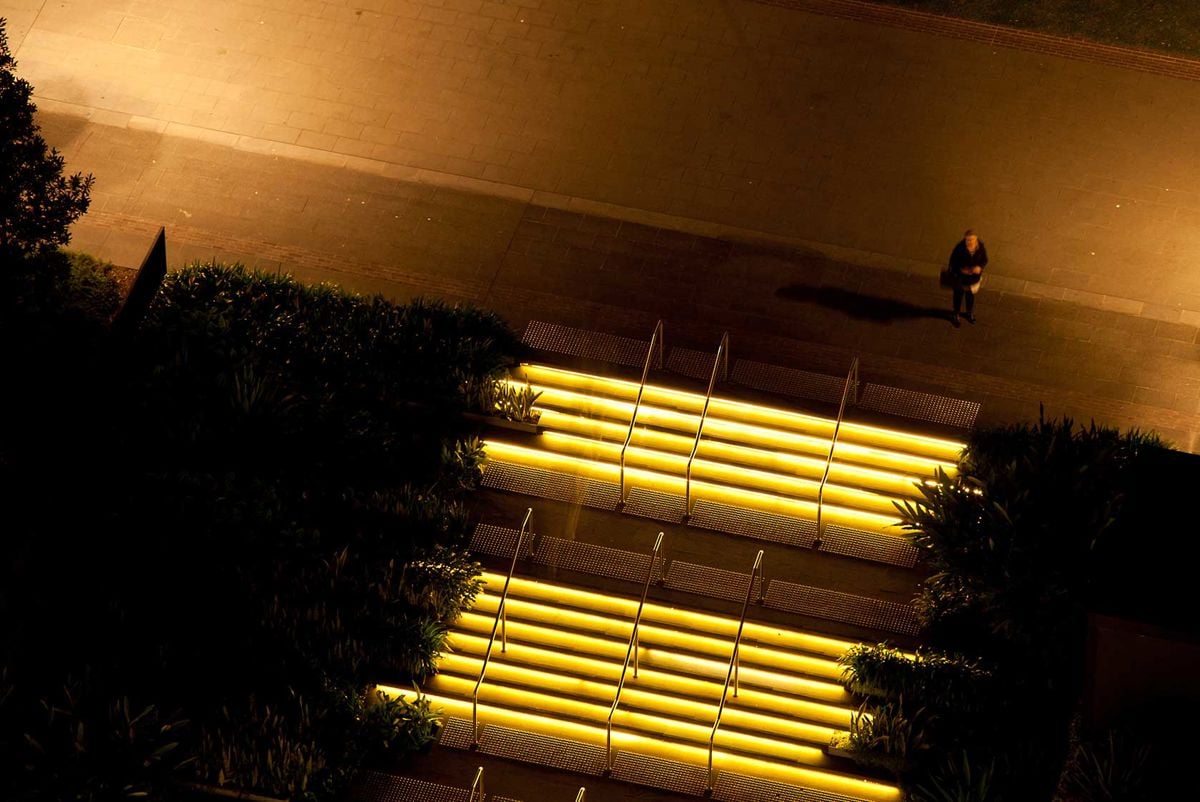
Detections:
776,283,951,324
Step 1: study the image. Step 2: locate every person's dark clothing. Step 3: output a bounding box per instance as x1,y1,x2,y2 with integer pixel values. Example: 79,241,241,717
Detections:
949,238,987,317
953,284,976,316
949,239,988,287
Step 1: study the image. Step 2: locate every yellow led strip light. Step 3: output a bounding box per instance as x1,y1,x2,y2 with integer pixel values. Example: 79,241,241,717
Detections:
432,654,841,746
482,441,905,531
516,384,957,476
514,364,963,461
376,687,902,802
441,632,855,716
475,572,865,658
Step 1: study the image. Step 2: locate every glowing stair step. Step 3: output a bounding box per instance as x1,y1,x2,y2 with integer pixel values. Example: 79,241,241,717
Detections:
532,433,908,516
434,654,842,747
424,673,831,767
454,610,846,684
526,385,956,476
536,413,931,498
476,573,860,660
446,631,852,709
377,689,903,802
481,441,903,533
513,364,963,463
468,594,852,673
443,632,854,718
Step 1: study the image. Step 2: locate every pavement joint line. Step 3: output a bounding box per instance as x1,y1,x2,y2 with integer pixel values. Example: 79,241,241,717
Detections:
758,0,1200,80
40,96,1200,330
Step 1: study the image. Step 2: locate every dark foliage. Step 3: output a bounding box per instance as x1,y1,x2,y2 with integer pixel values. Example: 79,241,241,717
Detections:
0,19,93,259
2,263,515,800
886,412,1166,800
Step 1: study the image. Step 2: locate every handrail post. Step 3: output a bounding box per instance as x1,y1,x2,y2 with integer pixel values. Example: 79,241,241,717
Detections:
469,767,484,802
605,532,665,772
684,333,729,520
634,625,640,679
619,321,664,507
575,789,586,802
707,550,764,792
472,507,533,746
815,357,859,549
733,647,740,699
849,358,859,406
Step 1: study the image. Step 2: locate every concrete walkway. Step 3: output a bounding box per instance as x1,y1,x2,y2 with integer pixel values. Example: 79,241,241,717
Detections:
6,0,1198,449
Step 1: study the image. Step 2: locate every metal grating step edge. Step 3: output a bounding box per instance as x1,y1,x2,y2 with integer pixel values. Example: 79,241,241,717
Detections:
470,522,527,560
351,770,472,802
690,499,817,548
482,460,621,510
859,383,980,430
819,524,918,568
522,320,651,368
666,345,719,381
439,716,475,750
623,486,686,522
765,579,920,637
532,534,658,585
477,723,607,777
731,359,846,405
665,560,762,604
611,750,710,797
714,770,870,802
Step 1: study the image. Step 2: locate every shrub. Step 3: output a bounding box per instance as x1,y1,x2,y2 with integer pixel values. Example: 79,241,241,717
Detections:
437,436,487,494
1056,728,1153,802
845,698,931,776
912,751,999,802
894,414,1164,798
142,264,520,414
0,20,94,259
3,261,504,800
0,679,192,802
195,685,442,801
62,251,122,322
468,378,542,423
840,644,993,713
898,414,1161,680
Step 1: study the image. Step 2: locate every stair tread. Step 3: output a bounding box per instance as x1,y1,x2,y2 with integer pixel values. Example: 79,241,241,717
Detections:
445,632,853,710
435,653,848,737
385,690,902,802
513,364,961,461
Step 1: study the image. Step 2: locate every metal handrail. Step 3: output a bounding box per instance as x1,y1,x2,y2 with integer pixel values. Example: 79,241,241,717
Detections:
574,789,586,802
468,767,485,802
618,320,664,505
815,357,859,547
605,532,665,771
706,550,764,791
684,332,730,518
472,507,533,745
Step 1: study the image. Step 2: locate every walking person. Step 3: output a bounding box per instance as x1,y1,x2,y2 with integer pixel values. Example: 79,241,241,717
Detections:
949,228,988,327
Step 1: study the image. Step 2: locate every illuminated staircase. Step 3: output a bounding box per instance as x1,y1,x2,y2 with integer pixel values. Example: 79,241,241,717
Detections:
483,363,962,548
382,572,902,801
